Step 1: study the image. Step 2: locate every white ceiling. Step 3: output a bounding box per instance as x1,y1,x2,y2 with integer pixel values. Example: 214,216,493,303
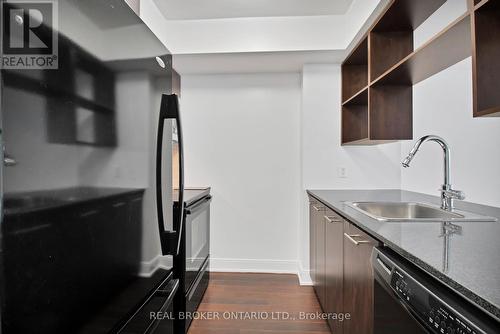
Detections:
140,0,389,74
173,50,346,74
153,0,355,20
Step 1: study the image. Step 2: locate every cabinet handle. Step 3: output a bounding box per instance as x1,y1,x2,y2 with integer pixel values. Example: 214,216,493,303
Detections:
312,205,325,211
80,209,99,217
344,233,370,245
324,216,342,223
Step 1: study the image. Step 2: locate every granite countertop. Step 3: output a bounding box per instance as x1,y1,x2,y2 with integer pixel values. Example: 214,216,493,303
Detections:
307,189,500,322
174,187,211,207
4,187,145,216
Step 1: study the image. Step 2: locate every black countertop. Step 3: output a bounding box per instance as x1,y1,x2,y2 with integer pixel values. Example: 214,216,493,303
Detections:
307,189,500,322
3,187,145,216
174,188,211,207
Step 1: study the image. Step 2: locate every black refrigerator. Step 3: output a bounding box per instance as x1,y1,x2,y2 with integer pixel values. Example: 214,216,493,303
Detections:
0,0,184,333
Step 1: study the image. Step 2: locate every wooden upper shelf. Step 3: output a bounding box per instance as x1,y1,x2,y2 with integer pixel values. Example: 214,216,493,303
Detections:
472,0,500,117
372,0,447,32
372,13,472,86
342,38,368,103
341,0,499,146
341,0,448,105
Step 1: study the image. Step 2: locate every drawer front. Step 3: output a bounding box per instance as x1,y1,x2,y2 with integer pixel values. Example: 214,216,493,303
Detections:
121,278,179,334
324,208,344,334
343,222,379,334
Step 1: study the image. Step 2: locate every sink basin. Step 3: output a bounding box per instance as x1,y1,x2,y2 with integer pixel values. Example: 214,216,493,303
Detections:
347,202,497,222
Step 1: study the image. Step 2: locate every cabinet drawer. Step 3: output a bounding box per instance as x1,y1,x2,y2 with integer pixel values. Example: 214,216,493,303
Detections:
324,208,344,334
343,221,380,334
344,222,378,246
323,208,344,224
309,201,327,310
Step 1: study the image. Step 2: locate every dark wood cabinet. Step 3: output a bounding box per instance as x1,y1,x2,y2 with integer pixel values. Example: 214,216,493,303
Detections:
310,202,327,309
342,0,500,142
309,202,317,288
472,0,500,117
339,0,497,144
343,222,380,334
316,211,327,309
324,209,345,334
309,199,381,334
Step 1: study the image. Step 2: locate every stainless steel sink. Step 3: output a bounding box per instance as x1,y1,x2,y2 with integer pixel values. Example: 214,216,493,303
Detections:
346,202,497,222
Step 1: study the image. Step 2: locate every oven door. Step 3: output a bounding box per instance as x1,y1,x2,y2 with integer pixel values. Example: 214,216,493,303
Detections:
184,196,211,292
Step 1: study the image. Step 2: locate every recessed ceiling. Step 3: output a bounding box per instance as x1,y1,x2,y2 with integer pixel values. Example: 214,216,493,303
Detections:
173,50,346,75
154,0,355,20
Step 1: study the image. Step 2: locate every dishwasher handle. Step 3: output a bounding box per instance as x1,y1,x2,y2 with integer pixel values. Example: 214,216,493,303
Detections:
371,247,395,285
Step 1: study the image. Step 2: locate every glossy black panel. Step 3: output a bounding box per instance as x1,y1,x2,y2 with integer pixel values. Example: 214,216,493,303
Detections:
374,275,429,334
185,258,210,332
184,197,210,292
1,0,174,333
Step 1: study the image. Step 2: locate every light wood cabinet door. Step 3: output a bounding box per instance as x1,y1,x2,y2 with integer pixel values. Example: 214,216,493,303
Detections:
325,209,344,334
343,222,379,334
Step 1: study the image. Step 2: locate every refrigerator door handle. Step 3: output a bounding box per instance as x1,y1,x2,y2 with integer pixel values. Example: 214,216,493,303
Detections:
156,94,184,256
3,149,17,167
186,195,212,215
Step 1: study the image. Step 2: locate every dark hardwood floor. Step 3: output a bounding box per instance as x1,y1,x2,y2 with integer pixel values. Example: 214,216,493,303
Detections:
188,273,330,334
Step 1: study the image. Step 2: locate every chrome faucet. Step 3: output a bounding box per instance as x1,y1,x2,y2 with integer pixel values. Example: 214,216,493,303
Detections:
402,135,465,211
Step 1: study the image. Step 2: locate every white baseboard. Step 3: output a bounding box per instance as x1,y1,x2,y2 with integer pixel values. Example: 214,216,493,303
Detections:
210,258,298,274
211,258,312,286
297,264,313,286
140,256,313,286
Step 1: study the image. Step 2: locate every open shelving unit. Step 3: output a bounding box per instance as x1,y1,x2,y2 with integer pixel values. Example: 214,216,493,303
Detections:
472,0,500,117
341,0,498,145
342,38,368,103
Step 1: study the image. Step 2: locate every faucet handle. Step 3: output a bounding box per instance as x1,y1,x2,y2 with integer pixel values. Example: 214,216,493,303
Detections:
442,189,465,201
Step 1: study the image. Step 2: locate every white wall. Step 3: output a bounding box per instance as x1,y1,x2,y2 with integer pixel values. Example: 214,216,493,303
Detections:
299,64,402,282
176,66,404,282
402,0,500,207
403,59,500,207
301,65,402,191
180,73,302,273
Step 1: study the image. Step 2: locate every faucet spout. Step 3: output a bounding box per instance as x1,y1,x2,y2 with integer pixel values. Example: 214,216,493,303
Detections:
402,135,463,211
402,135,450,185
